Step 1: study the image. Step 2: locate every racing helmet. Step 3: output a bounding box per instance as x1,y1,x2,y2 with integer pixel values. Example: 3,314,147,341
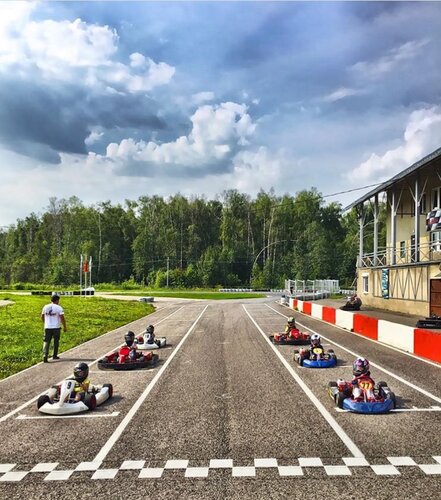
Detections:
311,333,320,346
125,331,135,347
73,362,89,383
287,317,295,325
146,325,155,334
353,357,369,377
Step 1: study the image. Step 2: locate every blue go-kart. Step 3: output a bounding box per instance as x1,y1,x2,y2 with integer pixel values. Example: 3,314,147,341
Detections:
294,346,337,368
328,378,396,414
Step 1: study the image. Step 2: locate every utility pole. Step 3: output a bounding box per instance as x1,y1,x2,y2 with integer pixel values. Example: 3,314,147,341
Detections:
166,257,169,287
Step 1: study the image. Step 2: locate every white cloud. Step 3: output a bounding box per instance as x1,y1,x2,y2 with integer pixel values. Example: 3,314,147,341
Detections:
0,14,174,94
85,129,104,146
91,101,257,171
323,87,361,103
348,106,441,182
351,39,429,80
192,91,215,105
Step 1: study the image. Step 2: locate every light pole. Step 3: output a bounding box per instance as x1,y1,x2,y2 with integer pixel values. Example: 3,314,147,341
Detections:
250,240,294,286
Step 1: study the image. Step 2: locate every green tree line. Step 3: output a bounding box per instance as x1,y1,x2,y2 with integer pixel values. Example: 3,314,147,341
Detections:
0,190,385,289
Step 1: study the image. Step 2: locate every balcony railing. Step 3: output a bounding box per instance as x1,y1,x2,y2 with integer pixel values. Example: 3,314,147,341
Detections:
359,240,441,268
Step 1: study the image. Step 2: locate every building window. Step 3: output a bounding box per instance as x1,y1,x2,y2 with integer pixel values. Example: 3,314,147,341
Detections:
431,232,441,252
432,187,441,209
362,275,369,294
400,241,406,259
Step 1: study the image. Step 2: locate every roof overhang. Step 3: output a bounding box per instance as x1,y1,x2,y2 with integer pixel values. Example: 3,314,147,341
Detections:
344,146,441,212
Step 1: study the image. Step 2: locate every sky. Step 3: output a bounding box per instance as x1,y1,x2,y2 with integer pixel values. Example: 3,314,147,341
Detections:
0,1,440,226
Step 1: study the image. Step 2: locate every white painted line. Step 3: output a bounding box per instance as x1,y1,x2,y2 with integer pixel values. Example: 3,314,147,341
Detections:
120,460,145,470
139,467,163,478
164,460,189,469
44,470,74,481
30,463,59,473
343,457,370,467
209,459,233,468
335,407,441,413
185,467,209,478
278,465,303,476
0,306,186,422
266,305,441,404
243,305,364,459
91,469,119,480
93,305,209,463
434,456,441,464
0,471,28,482
75,461,102,471
298,457,323,467
268,303,441,369
370,464,400,475
254,458,278,468
387,457,417,466
0,464,15,473
324,465,352,476
16,411,120,420
419,464,441,474
232,466,256,477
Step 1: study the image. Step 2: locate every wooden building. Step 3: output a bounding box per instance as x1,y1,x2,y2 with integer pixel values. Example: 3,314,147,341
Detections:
347,147,441,317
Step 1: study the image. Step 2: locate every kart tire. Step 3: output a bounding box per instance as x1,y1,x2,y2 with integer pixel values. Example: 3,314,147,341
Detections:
85,393,97,411
37,394,51,409
336,392,345,409
297,355,303,367
386,391,396,409
103,383,113,399
377,381,388,389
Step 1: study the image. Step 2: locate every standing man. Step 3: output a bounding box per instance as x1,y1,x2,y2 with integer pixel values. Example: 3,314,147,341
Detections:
41,294,67,363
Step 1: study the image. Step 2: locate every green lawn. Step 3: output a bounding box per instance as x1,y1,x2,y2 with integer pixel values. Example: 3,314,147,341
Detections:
0,295,154,379
109,291,266,300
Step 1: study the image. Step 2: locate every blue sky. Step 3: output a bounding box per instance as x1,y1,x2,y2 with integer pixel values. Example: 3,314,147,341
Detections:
0,1,440,226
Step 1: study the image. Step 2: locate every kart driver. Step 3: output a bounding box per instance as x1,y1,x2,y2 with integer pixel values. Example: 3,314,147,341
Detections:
351,357,375,402
145,325,155,344
309,334,324,359
123,331,138,360
284,317,297,337
69,362,92,402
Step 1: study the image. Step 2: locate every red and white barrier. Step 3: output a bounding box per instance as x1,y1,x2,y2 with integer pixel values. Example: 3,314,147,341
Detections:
290,300,440,364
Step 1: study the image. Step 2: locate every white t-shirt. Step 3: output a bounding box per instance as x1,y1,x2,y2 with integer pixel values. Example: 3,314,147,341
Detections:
42,303,64,329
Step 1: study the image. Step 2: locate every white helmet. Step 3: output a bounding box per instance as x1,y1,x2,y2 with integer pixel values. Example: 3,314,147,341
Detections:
311,334,320,346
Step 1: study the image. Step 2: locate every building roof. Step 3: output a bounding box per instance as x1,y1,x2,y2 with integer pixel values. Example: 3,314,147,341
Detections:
344,146,441,211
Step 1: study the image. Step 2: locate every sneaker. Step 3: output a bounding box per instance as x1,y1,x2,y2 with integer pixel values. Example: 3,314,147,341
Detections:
52,356,60,360
43,357,48,363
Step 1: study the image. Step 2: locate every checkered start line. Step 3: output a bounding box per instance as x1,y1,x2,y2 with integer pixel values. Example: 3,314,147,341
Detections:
1,456,441,481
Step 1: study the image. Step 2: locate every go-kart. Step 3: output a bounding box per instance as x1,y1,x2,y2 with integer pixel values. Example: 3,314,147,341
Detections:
135,333,167,350
37,379,113,415
416,314,441,329
294,346,337,368
98,345,159,370
328,377,396,413
340,297,362,311
270,328,310,345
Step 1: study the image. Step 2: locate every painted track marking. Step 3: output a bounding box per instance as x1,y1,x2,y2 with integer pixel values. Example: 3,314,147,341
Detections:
266,304,441,405
243,305,364,458
93,305,209,462
0,306,186,423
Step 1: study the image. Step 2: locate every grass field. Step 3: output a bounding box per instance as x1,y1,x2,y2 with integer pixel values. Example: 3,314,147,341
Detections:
0,295,154,380
109,291,266,300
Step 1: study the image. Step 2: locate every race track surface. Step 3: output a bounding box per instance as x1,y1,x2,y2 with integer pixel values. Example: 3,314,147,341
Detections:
0,298,440,499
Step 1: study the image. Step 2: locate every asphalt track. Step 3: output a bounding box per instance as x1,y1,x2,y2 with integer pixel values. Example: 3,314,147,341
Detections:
0,297,440,499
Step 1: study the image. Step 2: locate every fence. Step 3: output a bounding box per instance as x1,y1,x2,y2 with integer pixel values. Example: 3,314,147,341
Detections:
284,279,340,301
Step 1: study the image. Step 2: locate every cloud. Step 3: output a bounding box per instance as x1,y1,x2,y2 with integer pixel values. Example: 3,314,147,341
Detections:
323,87,361,103
348,106,441,182
351,39,429,80
90,101,257,175
192,91,215,105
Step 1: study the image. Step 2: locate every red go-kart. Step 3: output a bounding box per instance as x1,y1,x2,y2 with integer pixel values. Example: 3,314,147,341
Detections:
270,328,310,345
98,345,158,370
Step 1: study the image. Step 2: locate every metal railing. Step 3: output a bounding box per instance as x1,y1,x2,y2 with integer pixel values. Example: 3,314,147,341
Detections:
359,240,441,268
284,279,340,300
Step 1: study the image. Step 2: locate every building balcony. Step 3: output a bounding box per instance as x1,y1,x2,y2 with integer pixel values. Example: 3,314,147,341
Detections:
359,240,441,268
